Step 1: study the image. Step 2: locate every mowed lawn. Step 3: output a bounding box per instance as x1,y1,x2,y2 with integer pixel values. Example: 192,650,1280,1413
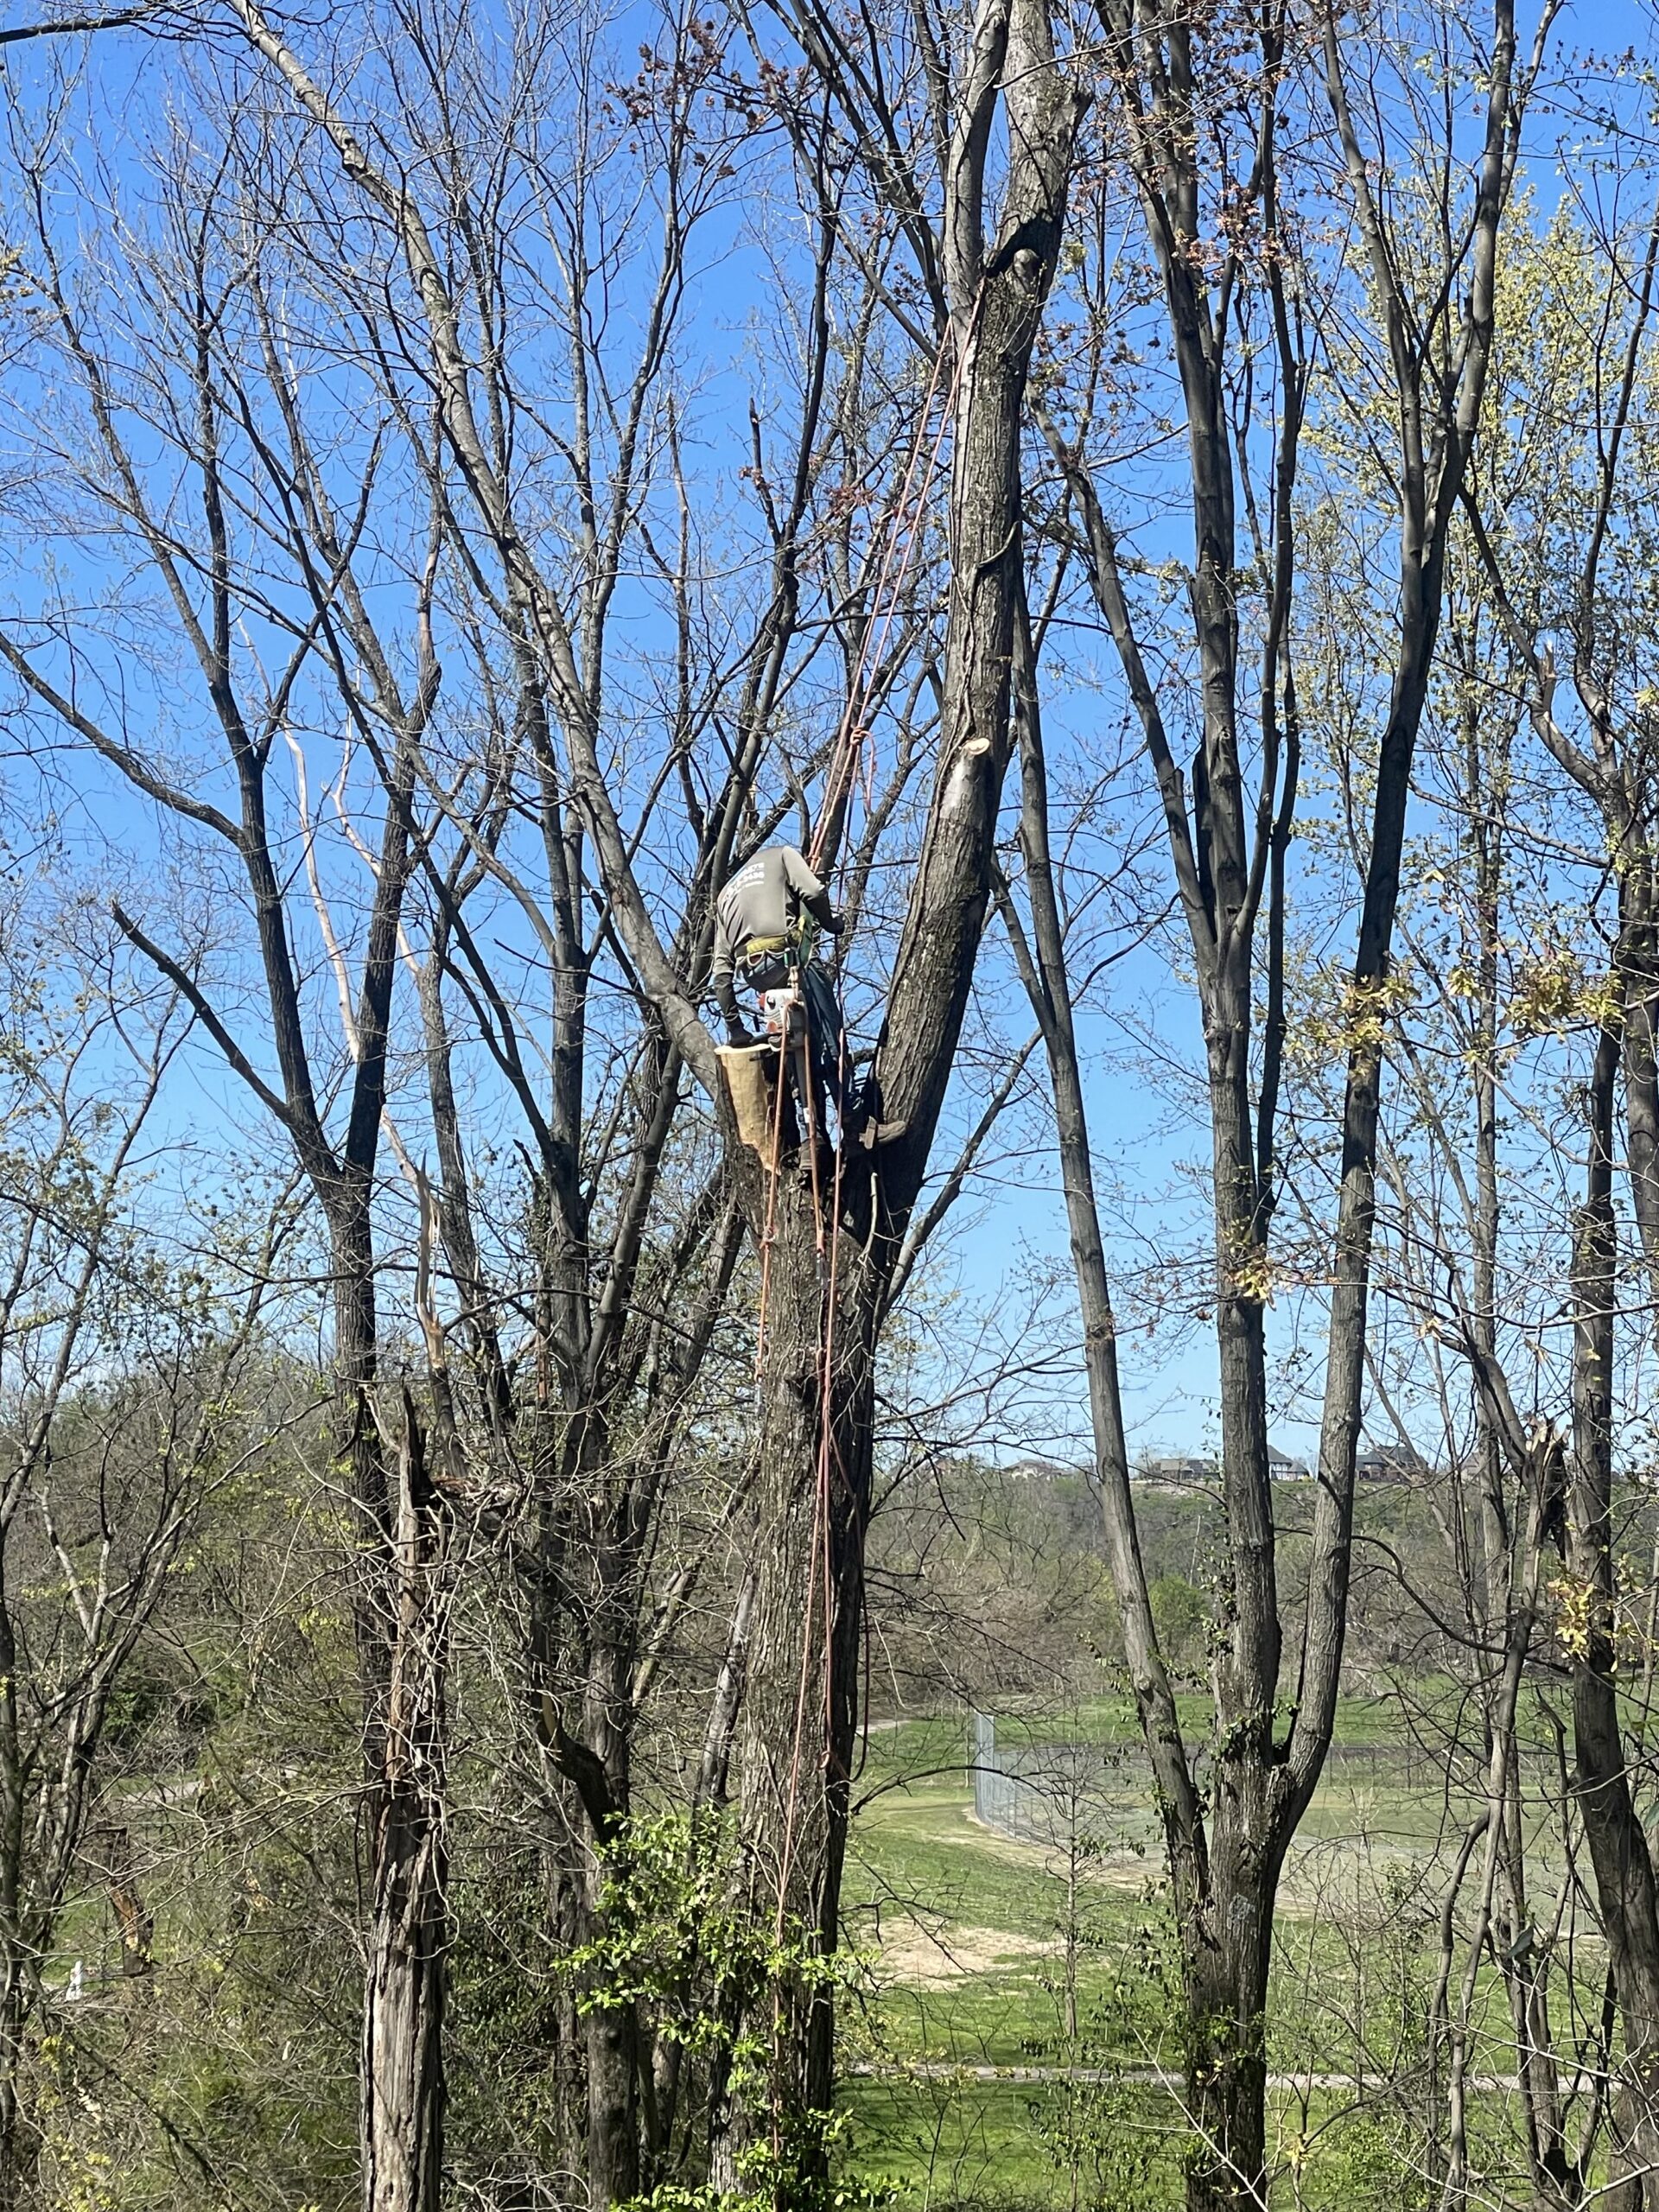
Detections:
833,1709,1565,2209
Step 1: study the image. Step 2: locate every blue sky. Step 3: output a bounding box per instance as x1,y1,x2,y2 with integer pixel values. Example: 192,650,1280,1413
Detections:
0,0,1646,1471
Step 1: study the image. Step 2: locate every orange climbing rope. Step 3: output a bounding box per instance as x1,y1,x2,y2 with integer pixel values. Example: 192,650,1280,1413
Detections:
753,1017,792,1382
806,317,965,880
757,298,977,1364
760,301,983,2037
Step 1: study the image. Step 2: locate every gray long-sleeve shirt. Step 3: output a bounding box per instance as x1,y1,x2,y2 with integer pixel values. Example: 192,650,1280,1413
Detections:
711,845,832,989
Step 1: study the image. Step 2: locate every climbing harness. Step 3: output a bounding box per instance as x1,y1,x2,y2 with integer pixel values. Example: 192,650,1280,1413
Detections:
742,918,812,1049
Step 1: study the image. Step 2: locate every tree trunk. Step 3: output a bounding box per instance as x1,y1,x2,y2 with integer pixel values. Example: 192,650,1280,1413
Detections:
538,1785,590,2190
1009,602,1286,2203
1567,1007,1659,2199
0,1961,35,2209
364,1794,447,2212
582,1524,642,2211
709,1139,877,2202
360,1400,449,2212
332,1200,450,2212
707,0,1078,2181
1180,1828,1277,2209
0,1563,29,2209
1000,592,1207,1915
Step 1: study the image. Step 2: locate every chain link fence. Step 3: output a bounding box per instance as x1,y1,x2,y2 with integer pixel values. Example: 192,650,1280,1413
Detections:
969,1711,1446,1855
969,1711,1122,1848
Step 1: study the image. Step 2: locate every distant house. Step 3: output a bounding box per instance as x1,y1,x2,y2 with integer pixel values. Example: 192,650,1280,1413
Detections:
1002,1457,1073,1483
1355,1445,1423,1484
1137,1446,1308,1485
1138,1453,1215,1487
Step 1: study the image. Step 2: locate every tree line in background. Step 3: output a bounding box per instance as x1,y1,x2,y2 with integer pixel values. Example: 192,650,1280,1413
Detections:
0,0,1656,2207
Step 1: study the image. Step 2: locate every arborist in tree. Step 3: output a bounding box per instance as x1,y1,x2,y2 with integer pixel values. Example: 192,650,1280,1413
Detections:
712,842,849,1122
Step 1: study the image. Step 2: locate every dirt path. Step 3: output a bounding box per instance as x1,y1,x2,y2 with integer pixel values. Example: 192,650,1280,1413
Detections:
848,2062,1521,2094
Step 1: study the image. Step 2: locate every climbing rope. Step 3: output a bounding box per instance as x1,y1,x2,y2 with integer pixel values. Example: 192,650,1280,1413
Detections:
761,298,985,2055
756,295,980,1362
807,304,973,879
753,1018,792,1382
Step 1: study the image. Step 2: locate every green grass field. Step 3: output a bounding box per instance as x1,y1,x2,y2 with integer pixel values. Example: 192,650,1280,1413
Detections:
832,1707,1578,2209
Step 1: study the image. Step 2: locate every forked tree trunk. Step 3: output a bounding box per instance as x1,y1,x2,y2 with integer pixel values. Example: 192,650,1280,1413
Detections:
708,0,1078,2177
1032,6,1531,2196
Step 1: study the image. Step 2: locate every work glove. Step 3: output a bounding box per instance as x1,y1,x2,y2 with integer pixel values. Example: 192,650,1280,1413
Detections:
727,1019,760,1050
821,912,845,937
